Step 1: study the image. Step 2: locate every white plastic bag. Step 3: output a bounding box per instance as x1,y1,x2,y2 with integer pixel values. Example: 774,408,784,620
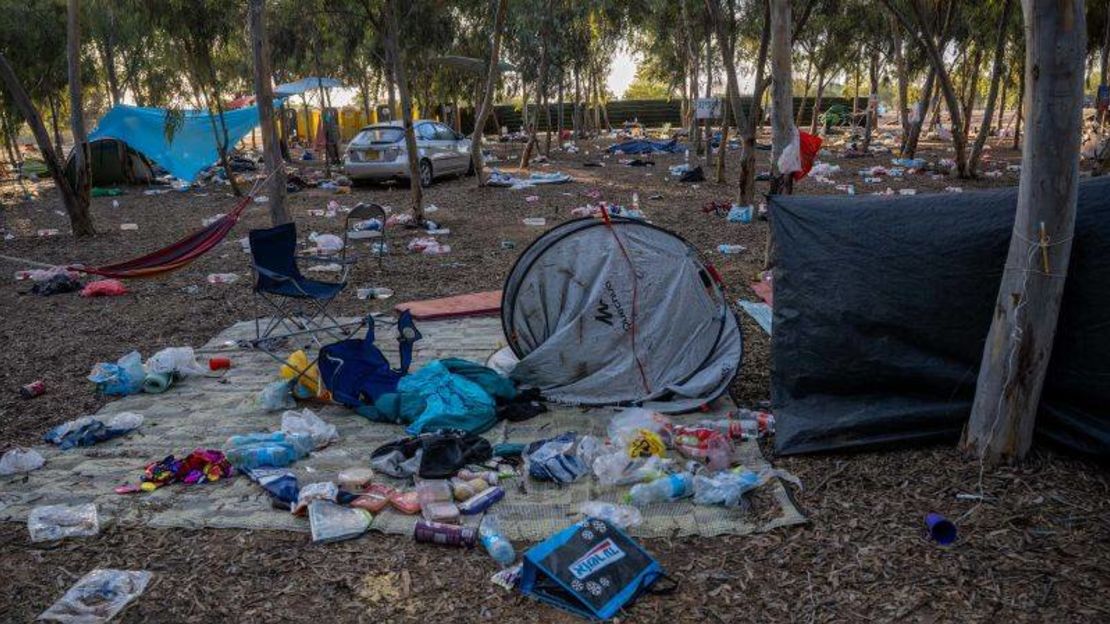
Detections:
281,408,338,450
310,232,344,254
39,569,152,623
292,481,339,515
0,447,45,475
105,412,144,431
593,452,670,487
28,503,99,542
88,351,145,396
777,127,802,175
485,346,519,377
145,347,206,376
607,408,673,448
580,501,643,530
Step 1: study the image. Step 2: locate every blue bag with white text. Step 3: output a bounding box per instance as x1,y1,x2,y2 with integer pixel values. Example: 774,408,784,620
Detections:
519,518,673,620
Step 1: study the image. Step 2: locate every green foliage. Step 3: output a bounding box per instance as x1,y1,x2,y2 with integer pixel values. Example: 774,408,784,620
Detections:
623,68,673,100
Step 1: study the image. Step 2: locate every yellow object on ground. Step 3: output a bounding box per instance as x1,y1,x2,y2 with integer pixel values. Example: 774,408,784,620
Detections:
280,350,331,400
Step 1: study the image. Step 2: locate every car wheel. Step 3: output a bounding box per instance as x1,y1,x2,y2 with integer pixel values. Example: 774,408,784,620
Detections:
419,159,433,187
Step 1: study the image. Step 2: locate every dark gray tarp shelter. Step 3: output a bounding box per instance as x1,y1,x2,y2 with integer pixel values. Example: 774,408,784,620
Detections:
502,217,742,412
64,138,156,187
769,177,1110,458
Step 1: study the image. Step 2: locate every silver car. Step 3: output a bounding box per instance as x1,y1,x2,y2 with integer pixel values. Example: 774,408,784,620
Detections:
343,121,473,186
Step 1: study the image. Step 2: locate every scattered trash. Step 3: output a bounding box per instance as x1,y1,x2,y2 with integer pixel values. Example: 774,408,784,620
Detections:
281,408,339,450
254,195,269,203
925,512,958,545
579,500,643,530
944,186,963,193
717,244,746,254
38,569,152,623
520,518,666,620
146,347,206,376
628,472,694,505
407,237,451,255
898,189,917,196
479,514,516,566
256,380,297,412
309,500,372,543
0,447,45,475
120,223,138,231
418,479,460,523
306,262,342,273
413,519,477,547
88,351,145,396
522,217,546,227
727,204,753,224
337,467,375,490
500,240,516,250
356,286,394,300
28,503,100,542
525,195,540,203
138,449,233,491
208,357,232,371
292,481,339,515
20,379,46,399
38,229,60,237
459,485,505,515
737,300,772,334
80,279,128,297
45,412,143,449
206,273,240,284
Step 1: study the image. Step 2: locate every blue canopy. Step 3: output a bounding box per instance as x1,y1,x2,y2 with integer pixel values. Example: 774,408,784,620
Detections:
275,77,342,97
89,104,262,182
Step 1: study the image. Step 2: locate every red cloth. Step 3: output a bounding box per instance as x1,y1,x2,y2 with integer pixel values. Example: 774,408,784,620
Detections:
792,131,823,181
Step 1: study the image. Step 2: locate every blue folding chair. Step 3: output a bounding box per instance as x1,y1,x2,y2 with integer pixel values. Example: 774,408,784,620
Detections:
248,222,362,359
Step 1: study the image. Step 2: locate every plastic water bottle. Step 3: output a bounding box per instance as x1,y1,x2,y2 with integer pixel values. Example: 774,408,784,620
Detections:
479,514,515,567
717,244,746,255
628,472,693,506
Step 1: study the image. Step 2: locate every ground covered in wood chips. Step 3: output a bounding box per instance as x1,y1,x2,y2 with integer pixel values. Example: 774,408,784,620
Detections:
0,129,1106,623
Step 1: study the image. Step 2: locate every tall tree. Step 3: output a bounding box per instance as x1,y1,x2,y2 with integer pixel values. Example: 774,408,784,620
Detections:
769,0,794,179
383,0,423,221
471,0,508,186
962,0,1086,463
968,0,1016,176
248,0,288,225
67,0,95,236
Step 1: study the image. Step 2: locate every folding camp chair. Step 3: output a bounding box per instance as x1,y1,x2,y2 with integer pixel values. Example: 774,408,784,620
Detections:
344,202,388,269
248,222,363,359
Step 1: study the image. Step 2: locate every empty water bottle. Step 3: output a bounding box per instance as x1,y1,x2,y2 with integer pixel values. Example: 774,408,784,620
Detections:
225,432,313,469
717,244,746,255
479,514,515,567
627,472,693,506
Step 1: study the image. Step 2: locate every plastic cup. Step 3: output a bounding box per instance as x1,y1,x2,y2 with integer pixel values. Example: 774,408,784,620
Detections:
924,513,957,545
209,357,232,371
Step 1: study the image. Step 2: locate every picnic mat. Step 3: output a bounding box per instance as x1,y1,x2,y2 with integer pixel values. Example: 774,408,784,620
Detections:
394,290,502,320
0,316,804,541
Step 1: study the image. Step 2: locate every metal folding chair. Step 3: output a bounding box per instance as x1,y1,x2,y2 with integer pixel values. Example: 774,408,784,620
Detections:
248,222,363,359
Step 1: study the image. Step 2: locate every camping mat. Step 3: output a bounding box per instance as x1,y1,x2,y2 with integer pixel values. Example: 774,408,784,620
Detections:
0,316,804,540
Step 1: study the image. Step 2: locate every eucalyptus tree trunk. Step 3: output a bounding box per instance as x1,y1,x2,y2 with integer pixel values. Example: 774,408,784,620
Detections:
963,0,1085,464
0,52,94,236
248,0,288,225
386,0,423,221
892,15,910,137
862,50,879,152
902,67,935,158
969,0,1015,176
66,0,94,236
48,95,64,161
470,0,508,185
961,47,984,137
705,0,750,196
769,0,794,177
810,66,826,134
1013,61,1025,149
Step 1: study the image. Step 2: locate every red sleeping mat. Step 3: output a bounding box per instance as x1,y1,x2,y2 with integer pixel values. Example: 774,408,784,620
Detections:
395,290,503,320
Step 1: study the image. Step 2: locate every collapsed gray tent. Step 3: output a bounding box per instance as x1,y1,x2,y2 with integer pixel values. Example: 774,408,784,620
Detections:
502,217,742,412
64,137,156,187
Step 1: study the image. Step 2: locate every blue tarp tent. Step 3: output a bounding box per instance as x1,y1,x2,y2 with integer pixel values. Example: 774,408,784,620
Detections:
89,104,263,183
275,77,342,97
606,138,683,155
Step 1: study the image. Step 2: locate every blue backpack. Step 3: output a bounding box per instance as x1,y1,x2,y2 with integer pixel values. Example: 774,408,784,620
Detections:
520,518,673,620
318,312,421,407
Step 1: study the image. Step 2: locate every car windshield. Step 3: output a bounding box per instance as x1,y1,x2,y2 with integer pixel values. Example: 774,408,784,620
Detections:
352,127,403,144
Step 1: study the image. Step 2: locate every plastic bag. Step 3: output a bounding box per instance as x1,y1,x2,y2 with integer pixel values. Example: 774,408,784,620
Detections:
88,351,144,396
281,408,338,450
145,347,206,376
607,408,673,449
309,500,372,543
256,380,296,411
292,481,338,515
580,501,643,530
28,503,100,542
106,412,143,430
38,569,152,623
0,447,45,475
592,452,671,487
79,279,128,298
310,232,344,253
692,471,761,507
485,346,520,378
